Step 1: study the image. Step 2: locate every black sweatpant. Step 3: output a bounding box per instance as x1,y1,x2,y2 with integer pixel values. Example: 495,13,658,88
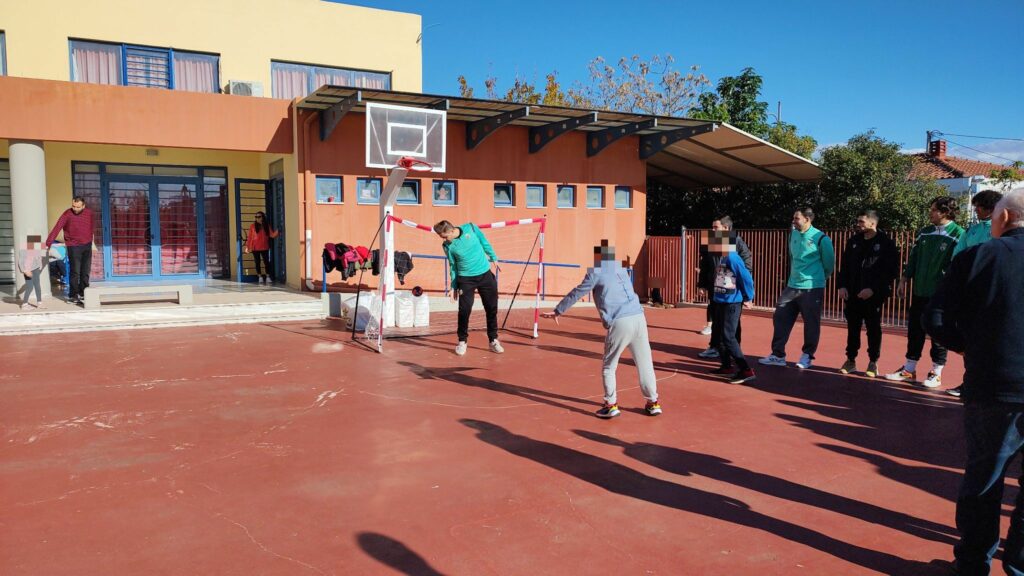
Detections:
67,244,92,299
709,300,742,348
253,250,273,280
457,270,499,343
907,295,947,365
714,301,750,371
844,296,884,362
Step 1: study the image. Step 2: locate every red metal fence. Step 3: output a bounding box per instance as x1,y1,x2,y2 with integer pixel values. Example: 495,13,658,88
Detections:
641,229,918,328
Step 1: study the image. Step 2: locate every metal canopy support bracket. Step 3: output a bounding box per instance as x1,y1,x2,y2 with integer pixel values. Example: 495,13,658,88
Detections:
319,92,362,142
529,112,598,154
428,99,450,110
587,118,657,157
639,123,717,159
466,107,530,150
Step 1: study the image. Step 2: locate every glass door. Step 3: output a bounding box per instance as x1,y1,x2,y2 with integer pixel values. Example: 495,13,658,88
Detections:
107,181,153,277
103,176,205,280
157,182,200,276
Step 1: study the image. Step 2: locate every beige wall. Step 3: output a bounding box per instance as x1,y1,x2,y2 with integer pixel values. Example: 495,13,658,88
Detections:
1,0,422,94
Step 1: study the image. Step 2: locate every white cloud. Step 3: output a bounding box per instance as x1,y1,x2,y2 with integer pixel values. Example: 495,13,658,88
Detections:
946,140,1024,164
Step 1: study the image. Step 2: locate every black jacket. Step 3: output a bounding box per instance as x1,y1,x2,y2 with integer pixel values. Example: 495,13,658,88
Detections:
836,230,900,298
925,228,1024,403
698,235,752,291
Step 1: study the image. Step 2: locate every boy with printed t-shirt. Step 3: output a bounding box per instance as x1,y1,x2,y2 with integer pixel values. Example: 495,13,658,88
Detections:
705,230,756,385
885,196,964,388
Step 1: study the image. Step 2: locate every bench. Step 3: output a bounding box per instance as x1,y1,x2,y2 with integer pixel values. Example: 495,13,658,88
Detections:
83,285,194,310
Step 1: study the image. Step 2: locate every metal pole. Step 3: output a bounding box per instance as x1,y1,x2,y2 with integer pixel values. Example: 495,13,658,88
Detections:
679,225,687,305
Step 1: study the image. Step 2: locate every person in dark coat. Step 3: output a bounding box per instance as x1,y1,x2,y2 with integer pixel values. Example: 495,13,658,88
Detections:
924,188,1024,576
696,215,752,360
836,210,900,378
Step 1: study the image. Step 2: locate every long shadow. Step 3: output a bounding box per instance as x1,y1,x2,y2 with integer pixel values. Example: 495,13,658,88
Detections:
461,419,948,575
744,361,968,502
536,344,721,386
540,326,706,361
356,532,446,576
399,362,600,416
575,429,958,545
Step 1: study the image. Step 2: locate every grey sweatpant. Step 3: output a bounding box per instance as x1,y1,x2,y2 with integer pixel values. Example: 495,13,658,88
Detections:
22,271,43,304
602,313,658,405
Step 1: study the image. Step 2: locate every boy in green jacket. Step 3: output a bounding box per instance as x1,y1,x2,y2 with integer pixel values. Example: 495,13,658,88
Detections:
434,220,503,356
885,196,964,388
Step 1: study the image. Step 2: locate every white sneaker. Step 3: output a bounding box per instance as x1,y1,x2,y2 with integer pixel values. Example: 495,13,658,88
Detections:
700,326,713,336
455,342,467,356
489,340,504,354
922,371,942,389
758,355,787,367
698,347,720,359
20,303,30,310
796,354,813,369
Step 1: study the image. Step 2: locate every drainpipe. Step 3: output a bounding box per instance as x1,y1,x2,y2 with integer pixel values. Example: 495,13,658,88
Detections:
300,107,318,290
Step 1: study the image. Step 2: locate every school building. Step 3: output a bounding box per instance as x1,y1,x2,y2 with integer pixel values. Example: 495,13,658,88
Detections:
0,0,819,298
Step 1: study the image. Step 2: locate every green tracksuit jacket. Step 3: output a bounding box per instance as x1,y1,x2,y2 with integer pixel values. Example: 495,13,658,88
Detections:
904,221,964,297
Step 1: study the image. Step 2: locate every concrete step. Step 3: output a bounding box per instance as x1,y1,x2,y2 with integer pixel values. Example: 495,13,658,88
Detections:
0,300,323,336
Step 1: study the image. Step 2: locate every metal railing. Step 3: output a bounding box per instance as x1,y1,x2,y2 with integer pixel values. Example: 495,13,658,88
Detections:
640,228,918,328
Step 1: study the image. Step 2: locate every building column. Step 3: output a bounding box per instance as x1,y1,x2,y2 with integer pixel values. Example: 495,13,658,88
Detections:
9,140,51,299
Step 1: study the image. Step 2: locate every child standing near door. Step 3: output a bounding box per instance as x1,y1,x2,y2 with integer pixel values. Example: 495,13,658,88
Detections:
18,234,48,310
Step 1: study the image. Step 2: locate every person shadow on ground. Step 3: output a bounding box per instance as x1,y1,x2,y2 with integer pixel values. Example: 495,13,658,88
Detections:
460,419,954,575
574,429,958,545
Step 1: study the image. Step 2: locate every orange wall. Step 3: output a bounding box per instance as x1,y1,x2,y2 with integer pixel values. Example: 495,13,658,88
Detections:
0,77,292,153
299,111,647,295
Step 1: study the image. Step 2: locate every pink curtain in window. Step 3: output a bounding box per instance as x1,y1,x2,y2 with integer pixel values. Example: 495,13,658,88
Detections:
173,54,217,93
273,66,308,99
71,42,121,85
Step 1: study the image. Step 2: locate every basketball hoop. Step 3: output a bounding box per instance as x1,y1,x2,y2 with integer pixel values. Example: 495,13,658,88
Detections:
397,157,434,172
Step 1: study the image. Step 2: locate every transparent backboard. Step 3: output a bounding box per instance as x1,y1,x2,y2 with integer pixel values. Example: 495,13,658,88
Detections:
366,102,446,172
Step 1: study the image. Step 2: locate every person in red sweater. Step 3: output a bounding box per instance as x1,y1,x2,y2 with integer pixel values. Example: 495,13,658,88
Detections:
244,211,279,284
46,196,94,304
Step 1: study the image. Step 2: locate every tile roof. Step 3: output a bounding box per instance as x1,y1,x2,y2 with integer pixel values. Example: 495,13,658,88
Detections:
909,153,1023,180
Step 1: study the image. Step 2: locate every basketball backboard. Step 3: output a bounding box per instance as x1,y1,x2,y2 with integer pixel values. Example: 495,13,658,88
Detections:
366,102,446,172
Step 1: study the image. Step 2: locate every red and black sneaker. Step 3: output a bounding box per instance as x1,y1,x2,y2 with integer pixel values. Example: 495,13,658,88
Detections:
729,369,757,385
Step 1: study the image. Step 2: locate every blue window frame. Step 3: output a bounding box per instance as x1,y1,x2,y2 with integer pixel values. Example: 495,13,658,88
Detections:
356,178,382,205
397,180,420,205
615,186,633,209
433,181,457,206
316,176,343,204
557,185,576,208
0,32,6,76
586,186,605,209
494,183,514,208
271,61,392,100
69,39,219,92
526,184,546,208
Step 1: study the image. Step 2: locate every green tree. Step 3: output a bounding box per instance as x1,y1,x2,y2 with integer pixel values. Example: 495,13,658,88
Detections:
690,67,815,157
816,130,945,230
989,161,1024,190
767,122,817,159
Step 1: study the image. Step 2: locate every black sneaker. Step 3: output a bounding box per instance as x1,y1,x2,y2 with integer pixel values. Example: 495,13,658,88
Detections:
947,385,963,398
710,366,734,375
595,403,621,419
729,369,756,385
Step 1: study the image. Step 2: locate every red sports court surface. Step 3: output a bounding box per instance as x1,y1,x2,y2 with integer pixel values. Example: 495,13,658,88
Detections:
1,307,979,575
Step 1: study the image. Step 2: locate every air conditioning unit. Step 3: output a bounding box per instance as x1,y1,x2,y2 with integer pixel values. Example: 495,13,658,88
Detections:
226,80,264,97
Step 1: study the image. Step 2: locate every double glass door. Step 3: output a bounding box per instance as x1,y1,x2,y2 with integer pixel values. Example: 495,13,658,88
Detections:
104,177,202,279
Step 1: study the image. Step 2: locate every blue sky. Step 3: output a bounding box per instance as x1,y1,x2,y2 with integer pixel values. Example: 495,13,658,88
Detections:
340,0,1024,162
